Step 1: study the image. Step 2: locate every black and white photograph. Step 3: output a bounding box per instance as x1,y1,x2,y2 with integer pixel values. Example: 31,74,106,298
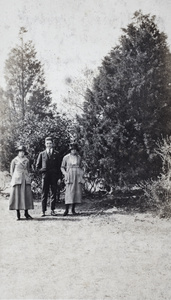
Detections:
0,0,171,299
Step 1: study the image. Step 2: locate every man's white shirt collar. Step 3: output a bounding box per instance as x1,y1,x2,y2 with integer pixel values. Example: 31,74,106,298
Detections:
47,149,52,154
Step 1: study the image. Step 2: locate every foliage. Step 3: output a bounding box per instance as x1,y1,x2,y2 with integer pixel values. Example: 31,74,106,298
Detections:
1,28,71,174
63,68,98,118
15,111,71,164
140,137,171,217
4,27,53,120
1,110,70,170
0,87,16,170
76,11,171,189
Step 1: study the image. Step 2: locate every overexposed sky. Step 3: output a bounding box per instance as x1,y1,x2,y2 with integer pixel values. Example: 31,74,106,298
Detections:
0,0,171,111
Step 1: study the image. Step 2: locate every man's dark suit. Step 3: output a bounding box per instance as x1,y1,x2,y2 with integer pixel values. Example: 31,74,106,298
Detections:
36,149,62,213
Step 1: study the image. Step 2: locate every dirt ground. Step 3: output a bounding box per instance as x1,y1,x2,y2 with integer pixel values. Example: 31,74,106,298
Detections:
0,193,171,300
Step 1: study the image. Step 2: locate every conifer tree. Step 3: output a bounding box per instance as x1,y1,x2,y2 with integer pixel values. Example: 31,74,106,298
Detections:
77,11,171,187
5,27,52,120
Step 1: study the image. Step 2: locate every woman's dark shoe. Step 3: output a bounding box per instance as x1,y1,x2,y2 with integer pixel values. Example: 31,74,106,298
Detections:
25,214,33,219
72,211,78,215
72,204,77,215
24,209,33,219
63,204,69,216
51,210,56,216
63,210,68,216
17,210,20,220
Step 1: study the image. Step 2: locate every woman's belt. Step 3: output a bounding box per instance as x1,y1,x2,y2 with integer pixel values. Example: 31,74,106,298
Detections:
69,165,80,168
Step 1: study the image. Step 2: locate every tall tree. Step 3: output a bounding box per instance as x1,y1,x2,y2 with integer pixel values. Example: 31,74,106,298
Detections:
5,27,52,120
77,11,171,188
62,68,98,118
0,87,12,170
1,28,71,172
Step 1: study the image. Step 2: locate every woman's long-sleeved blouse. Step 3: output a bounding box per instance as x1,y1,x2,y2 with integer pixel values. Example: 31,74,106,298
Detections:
61,153,85,184
10,156,31,187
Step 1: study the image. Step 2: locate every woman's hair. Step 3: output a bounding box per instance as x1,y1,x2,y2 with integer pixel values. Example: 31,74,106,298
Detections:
16,145,28,155
69,142,79,151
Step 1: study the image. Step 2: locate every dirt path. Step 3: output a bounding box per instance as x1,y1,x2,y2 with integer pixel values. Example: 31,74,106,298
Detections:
0,194,171,300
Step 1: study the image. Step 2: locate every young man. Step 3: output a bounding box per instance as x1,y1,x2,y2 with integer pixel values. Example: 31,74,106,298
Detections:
36,137,62,216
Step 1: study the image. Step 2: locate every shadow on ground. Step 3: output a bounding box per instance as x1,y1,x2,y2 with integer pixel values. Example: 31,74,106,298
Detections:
1,187,158,219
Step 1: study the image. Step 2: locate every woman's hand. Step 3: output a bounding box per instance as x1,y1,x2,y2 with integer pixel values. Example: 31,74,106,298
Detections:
57,179,61,185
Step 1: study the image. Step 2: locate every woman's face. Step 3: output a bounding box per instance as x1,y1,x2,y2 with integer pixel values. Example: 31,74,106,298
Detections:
18,150,25,158
71,149,77,155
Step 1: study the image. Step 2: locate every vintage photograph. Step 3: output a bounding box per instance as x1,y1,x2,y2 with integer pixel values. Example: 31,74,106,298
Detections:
0,0,171,299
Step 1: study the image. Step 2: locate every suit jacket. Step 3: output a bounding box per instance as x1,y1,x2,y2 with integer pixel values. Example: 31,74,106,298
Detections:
10,156,31,187
36,149,62,179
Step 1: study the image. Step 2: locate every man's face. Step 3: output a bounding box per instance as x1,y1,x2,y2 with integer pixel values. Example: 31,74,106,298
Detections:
45,140,53,149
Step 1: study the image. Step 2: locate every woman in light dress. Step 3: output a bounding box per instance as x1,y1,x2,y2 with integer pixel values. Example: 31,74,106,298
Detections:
61,143,85,216
9,145,34,220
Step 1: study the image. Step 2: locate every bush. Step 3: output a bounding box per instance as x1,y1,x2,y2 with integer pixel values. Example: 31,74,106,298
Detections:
1,111,71,171
141,137,171,217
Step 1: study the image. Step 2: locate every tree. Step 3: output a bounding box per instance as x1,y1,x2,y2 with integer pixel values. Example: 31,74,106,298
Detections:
62,68,98,118
1,27,71,172
5,27,52,120
0,87,13,170
14,112,71,163
77,11,171,189
0,109,71,171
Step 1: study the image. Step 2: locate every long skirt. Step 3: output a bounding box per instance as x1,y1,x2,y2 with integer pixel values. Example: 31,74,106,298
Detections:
65,168,82,204
9,179,34,210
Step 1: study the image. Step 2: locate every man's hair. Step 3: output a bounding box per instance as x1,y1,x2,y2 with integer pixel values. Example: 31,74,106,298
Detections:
45,137,53,143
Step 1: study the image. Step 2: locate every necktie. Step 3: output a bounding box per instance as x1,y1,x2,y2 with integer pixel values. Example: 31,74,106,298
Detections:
48,149,51,158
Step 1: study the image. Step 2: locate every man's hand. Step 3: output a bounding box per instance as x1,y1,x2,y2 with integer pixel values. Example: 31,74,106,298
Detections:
40,168,46,173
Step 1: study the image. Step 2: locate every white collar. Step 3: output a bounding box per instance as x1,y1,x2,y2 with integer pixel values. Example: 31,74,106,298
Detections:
47,148,53,154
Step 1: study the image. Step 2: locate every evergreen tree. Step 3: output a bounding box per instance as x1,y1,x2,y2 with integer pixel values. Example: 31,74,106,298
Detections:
0,87,14,170
5,27,52,120
1,28,70,171
77,11,171,188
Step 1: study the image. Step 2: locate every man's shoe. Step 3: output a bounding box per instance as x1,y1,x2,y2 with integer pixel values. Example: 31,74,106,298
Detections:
41,213,46,217
51,210,56,216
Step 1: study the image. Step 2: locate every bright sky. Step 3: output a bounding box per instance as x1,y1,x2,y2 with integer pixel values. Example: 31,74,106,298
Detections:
0,0,171,112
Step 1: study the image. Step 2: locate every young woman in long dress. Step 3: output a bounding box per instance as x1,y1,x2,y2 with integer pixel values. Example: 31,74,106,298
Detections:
61,143,85,216
9,145,34,220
